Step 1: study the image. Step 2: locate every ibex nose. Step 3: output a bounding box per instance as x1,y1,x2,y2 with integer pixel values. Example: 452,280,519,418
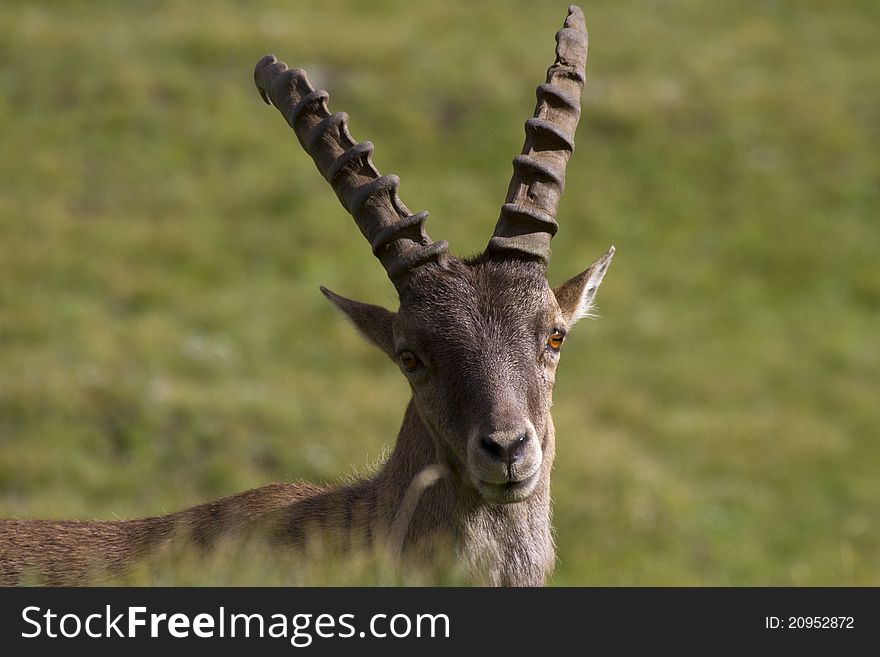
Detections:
479,433,530,466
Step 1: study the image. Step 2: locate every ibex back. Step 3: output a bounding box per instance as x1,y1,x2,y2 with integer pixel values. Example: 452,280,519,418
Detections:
0,5,613,587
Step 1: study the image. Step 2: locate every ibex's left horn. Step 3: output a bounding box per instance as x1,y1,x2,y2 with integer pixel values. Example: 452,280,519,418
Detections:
485,5,588,264
254,55,448,288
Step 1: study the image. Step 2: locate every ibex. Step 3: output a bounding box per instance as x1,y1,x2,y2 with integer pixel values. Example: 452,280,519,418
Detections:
0,5,613,586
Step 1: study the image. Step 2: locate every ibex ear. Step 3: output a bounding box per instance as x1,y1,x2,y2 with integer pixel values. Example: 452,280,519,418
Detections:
320,286,396,356
552,245,615,327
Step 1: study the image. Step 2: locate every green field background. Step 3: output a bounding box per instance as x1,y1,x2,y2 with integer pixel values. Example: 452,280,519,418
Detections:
1,0,877,584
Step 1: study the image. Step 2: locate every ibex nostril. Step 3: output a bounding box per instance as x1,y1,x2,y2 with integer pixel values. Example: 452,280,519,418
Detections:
509,433,529,463
480,436,505,460
480,433,530,464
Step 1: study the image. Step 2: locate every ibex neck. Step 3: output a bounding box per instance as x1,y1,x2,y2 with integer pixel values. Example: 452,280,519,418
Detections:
375,399,556,586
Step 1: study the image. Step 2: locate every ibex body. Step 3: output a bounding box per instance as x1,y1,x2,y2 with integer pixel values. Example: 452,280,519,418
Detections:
0,6,613,586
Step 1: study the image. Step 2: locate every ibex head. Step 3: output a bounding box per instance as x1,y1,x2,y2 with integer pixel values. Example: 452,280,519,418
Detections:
254,6,612,506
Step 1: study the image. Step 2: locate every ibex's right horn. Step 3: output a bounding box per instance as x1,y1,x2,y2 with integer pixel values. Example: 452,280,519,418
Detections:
254,56,447,288
485,5,588,265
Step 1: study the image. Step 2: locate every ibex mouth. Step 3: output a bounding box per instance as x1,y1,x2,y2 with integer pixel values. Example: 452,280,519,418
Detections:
475,470,540,504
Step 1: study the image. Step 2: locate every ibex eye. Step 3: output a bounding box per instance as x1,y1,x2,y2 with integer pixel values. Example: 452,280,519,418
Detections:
547,330,565,351
399,351,420,371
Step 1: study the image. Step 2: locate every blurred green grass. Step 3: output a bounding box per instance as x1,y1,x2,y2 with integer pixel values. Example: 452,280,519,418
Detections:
1,0,877,585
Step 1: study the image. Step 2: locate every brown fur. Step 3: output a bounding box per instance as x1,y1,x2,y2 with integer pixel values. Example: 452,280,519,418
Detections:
0,483,318,585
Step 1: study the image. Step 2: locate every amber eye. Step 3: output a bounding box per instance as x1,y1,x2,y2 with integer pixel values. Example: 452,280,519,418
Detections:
399,350,420,371
547,330,565,351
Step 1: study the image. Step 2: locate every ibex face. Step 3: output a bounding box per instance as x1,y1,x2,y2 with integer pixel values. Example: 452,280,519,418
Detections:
326,252,610,505
397,260,558,505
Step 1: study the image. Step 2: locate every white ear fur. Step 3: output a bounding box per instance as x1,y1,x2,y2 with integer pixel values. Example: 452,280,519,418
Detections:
576,245,615,321
553,245,615,326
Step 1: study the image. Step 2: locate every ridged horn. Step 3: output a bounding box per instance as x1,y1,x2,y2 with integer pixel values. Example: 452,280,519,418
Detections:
485,5,588,264
254,55,448,288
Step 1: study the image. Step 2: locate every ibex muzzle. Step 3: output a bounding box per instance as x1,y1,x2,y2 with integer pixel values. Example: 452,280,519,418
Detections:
471,424,541,503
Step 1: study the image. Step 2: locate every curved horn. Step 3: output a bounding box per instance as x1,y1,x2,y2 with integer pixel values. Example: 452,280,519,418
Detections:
254,56,448,287
485,5,588,264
